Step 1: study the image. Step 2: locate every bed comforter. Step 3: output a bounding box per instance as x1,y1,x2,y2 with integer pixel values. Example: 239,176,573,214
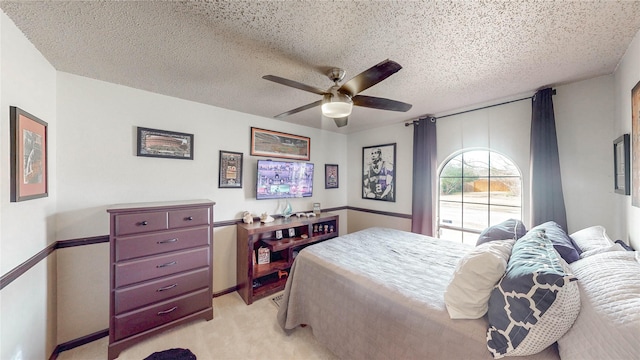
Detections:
277,227,559,360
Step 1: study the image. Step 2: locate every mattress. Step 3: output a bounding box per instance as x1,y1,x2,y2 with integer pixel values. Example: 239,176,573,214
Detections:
277,227,559,359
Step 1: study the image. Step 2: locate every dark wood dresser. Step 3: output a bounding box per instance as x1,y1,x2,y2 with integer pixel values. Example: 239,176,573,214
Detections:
107,200,215,360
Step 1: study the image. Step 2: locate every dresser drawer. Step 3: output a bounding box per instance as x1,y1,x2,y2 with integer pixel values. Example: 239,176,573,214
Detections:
115,226,210,261
113,288,211,341
115,211,168,236
115,247,209,288
168,207,210,229
114,268,209,314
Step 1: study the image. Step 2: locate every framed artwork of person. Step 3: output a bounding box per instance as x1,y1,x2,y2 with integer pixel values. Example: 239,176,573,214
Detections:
362,143,396,202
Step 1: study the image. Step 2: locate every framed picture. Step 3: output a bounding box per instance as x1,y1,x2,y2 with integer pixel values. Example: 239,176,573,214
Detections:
10,106,48,202
362,143,396,202
137,126,193,160
288,228,296,237
250,127,310,160
632,81,640,207
325,164,339,189
614,134,630,195
219,150,243,188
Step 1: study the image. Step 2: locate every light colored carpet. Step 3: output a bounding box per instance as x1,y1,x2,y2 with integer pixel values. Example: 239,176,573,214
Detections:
271,293,284,308
57,291,338,360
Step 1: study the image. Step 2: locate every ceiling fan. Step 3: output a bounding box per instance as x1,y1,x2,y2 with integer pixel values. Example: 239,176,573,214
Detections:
262,59,412,127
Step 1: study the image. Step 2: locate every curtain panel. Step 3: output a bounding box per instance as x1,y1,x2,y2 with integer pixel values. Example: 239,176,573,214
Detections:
529,88,568,231
411,117,437,236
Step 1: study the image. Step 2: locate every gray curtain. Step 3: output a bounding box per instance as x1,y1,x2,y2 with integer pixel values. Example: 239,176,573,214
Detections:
411,117,437,235
529,88,568,231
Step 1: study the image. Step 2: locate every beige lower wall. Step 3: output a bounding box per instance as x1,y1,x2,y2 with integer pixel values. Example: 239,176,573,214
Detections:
347,209,411,233
56,242,109,344
54,208,355,344
0,255,57,360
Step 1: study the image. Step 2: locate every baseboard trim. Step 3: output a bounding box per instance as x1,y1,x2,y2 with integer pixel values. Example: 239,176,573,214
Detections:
213,286,238,298
49,329,109,360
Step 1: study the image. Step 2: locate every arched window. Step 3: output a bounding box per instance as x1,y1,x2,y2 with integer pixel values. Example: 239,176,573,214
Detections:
438,149,522,244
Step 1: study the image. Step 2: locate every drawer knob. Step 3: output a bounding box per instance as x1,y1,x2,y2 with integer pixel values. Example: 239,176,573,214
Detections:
157,306,178,316
186,216,194,221
157,283,178,292
157,261,177,268
157,238,178,244
141,221,148,226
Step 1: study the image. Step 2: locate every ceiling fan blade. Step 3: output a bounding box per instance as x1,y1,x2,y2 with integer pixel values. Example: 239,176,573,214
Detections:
274,100,322,118
262,75,326,96
352,95,412,112
334,117,348,127
338,59,402,97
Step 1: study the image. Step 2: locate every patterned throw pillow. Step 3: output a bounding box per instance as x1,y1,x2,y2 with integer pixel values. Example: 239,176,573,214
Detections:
529,221,581,263
486,229,580,358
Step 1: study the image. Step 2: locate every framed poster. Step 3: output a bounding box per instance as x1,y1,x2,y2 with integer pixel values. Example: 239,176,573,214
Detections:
362,143,396,202
632,81,640,207
219,150,243,188
250,127,310,160
137,126,194,160
614,134,630,195
325,164,339,189
10,106,48,202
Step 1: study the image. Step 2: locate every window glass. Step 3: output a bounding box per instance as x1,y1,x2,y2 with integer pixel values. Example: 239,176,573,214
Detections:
438,149,522,244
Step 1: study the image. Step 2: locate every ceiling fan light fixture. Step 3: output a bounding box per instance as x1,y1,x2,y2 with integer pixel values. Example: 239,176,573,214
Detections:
321,93,353,118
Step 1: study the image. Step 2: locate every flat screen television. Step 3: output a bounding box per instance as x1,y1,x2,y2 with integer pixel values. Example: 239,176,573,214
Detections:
256,159,314,200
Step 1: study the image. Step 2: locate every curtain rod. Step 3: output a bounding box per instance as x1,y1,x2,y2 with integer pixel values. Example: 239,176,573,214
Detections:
405,89,556,126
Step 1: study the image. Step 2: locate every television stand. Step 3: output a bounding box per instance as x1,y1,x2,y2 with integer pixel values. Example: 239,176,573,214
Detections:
236,213,339,304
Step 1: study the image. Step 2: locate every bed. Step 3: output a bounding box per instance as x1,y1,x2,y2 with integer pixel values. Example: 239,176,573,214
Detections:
276,227,561,359
277,227,640,360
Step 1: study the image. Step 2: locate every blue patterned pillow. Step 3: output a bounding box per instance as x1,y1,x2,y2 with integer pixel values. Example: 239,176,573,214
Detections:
486,229,580,358
529,221,581,263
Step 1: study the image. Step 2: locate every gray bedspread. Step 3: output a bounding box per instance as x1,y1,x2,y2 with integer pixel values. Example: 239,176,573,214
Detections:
277,227,560,360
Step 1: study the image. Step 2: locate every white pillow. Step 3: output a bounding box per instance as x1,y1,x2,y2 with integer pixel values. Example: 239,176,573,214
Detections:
579,243,627,258
444,240,514,319
569,225,613,255
558,251,640,360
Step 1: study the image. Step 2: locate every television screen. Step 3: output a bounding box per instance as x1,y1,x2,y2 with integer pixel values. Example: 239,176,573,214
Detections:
256,159,314,200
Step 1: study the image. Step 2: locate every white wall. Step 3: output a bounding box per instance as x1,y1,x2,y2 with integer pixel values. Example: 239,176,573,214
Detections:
554,75,616,235
53,72,348,342
614,28,640,249
346,122,414,216
348,78,619,238
0,10,58,360
436,97,532,228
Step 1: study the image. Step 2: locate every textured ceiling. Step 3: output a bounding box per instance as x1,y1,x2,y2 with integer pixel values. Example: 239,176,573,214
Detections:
2,0,640,134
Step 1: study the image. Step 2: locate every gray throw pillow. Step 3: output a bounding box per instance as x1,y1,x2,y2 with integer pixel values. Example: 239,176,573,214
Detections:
476,219,527,246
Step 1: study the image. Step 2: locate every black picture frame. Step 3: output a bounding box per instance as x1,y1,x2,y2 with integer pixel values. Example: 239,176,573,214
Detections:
10,106,48,202
250,127,310,161
614,134,630,195
362,143,396,202
325,164,339,189
219,150,243,188
136,126,194,160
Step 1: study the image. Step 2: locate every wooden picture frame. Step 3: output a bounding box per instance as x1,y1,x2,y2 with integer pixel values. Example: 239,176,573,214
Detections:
362,143,396,202
250,127,310,160
10,106,48,202
325,164,339,189
614,134,630,195
632,81,640,207
137,126,193,160
219,150,243,188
